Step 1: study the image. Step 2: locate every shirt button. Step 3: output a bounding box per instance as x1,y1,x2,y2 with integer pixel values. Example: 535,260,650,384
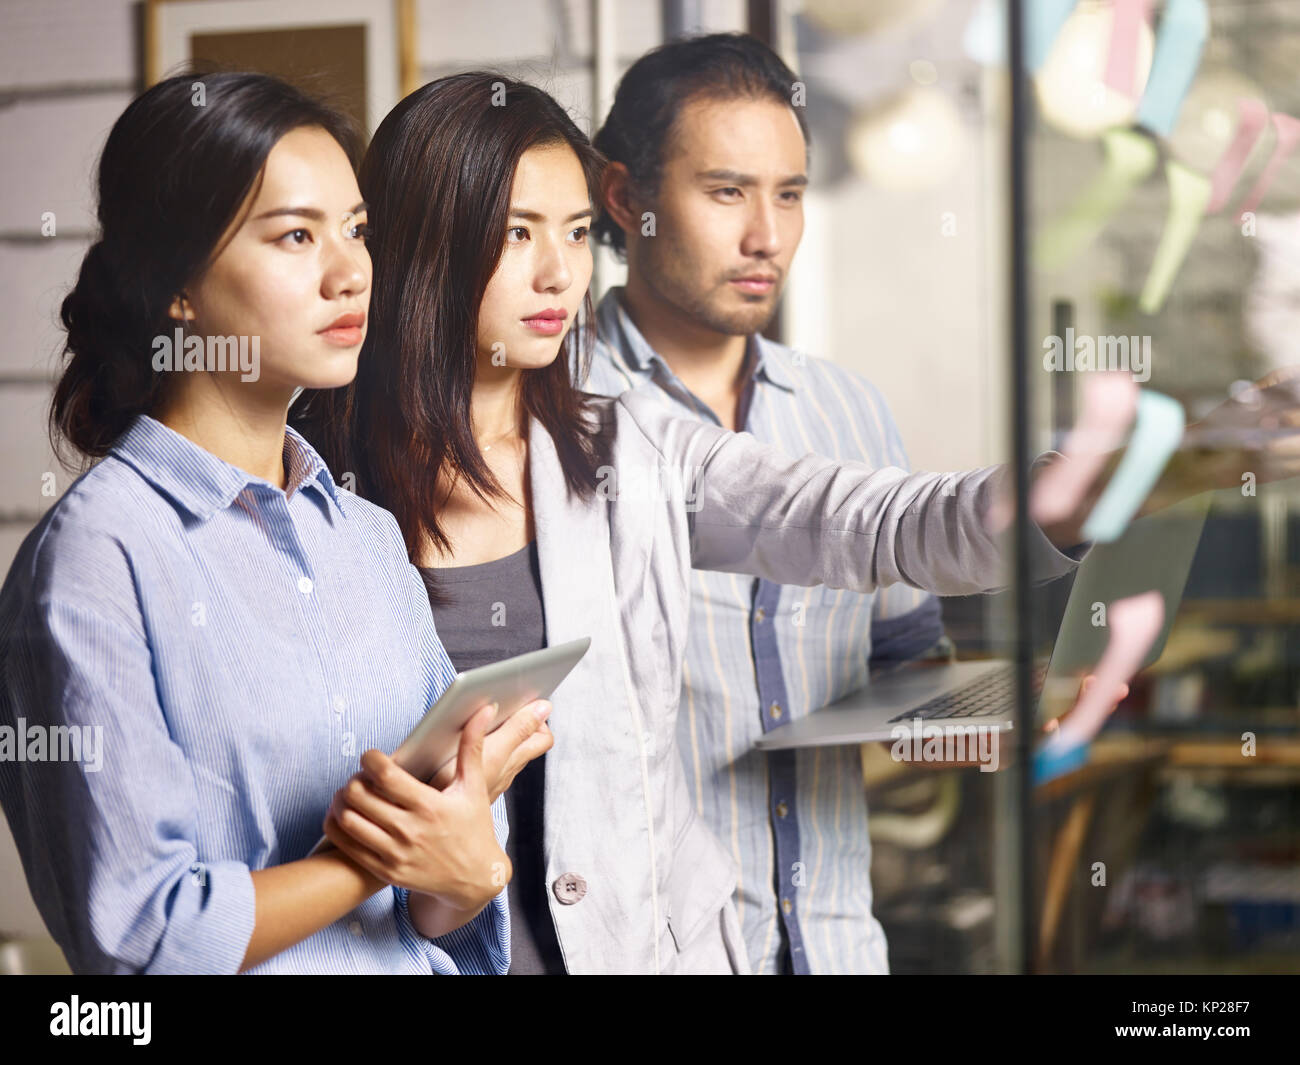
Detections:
755,607,767,622
333,694,346,714
781,897,793,915
769,701,783,720
348,920,362,936
297,576,314,595
552,872,588,905
776,801,789,818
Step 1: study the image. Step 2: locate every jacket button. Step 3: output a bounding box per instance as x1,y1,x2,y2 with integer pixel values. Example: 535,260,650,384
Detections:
552,872,588,905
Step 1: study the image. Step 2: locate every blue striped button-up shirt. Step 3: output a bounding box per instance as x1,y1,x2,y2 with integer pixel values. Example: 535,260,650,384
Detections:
584,287,944,975
0,415,509,974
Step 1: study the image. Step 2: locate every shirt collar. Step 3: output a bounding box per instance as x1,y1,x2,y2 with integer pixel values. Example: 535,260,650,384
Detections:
111,415,349,523
595,286,799,394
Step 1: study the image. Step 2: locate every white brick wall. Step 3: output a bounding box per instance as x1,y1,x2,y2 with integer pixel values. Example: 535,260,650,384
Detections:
0,241,89,377
0,1,137,944
0,0,137,88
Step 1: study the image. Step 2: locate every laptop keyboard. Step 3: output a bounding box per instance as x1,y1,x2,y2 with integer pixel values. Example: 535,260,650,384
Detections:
886,664,1045,723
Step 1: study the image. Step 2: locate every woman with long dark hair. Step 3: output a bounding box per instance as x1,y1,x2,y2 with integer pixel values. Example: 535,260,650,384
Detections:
0,71,551,974
295,73,1085,974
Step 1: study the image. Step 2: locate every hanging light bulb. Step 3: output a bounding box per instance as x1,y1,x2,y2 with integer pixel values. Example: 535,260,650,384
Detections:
846,85,965,192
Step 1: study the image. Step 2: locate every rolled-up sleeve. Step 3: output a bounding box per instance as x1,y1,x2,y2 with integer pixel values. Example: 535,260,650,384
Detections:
869,594,948,668
0,595,256,974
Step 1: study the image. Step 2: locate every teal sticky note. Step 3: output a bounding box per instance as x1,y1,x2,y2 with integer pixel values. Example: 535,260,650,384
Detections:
963,0,1079,71
1082,391,1186,544
1033,740,1090,786
1136,0,1209,135
1029,0,1081,71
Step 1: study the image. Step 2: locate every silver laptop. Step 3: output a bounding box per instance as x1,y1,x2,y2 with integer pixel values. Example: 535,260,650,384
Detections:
754,498,1210,750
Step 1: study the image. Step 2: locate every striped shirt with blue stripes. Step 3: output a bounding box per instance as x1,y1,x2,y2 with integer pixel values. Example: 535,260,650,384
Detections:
584,287,945,975
0,414,510,974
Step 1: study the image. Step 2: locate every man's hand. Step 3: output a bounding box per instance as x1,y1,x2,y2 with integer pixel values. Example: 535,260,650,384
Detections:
877,673,1128,772
428,699,553,801
1176,366,1300,491
1022,367,1300,547
1043,674,1128,740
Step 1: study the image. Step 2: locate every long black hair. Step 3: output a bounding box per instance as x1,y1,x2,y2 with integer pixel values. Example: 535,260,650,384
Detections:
51,71,362,464
293,72,607,567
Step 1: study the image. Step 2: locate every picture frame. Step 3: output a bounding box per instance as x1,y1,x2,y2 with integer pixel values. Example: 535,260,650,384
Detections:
144,0,417,136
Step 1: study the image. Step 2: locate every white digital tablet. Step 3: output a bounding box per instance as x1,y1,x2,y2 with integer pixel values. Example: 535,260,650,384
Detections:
309,636,590,855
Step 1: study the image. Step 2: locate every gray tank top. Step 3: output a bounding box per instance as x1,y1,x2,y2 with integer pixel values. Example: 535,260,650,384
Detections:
420,541,565,975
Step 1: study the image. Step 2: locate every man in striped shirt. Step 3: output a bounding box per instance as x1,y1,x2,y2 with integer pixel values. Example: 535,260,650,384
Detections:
583,33,951,974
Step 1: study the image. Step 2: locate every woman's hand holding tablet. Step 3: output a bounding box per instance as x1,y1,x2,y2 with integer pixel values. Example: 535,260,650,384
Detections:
323,704,510,922
429,698,554,800
387,638,589,785
309,639,589,859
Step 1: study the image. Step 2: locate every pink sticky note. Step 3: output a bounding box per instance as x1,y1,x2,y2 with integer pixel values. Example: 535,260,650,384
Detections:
1207,98,1270,214
1044,590,1164,752
1236,112,1300,221
1031,372,1140,530
1105,0,1153,97
989,371,1138,536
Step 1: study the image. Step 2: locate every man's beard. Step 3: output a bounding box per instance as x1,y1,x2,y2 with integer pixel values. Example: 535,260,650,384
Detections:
643,243,779,337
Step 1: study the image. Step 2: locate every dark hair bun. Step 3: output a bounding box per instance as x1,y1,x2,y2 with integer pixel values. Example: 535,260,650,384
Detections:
54,240,162,461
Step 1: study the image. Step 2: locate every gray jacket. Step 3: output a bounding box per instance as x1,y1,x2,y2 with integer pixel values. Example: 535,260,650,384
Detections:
528,389,1076,974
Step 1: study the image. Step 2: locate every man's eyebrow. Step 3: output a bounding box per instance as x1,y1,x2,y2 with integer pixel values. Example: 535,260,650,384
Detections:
508,204,595,223
695,169,808,187
252,201,368,222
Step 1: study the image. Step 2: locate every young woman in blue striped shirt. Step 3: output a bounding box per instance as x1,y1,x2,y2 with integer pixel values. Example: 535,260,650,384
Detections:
0,72,550,974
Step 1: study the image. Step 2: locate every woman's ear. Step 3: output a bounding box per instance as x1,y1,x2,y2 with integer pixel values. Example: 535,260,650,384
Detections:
166,293,195,324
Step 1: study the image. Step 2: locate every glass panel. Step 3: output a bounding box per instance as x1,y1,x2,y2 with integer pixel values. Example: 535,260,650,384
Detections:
1025,0,1300,974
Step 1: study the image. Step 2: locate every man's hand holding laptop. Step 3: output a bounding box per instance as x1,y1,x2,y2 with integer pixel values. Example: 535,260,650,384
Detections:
877,674,1128,772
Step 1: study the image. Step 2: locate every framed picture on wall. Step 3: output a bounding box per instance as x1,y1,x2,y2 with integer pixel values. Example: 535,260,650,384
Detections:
145,0,417,136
